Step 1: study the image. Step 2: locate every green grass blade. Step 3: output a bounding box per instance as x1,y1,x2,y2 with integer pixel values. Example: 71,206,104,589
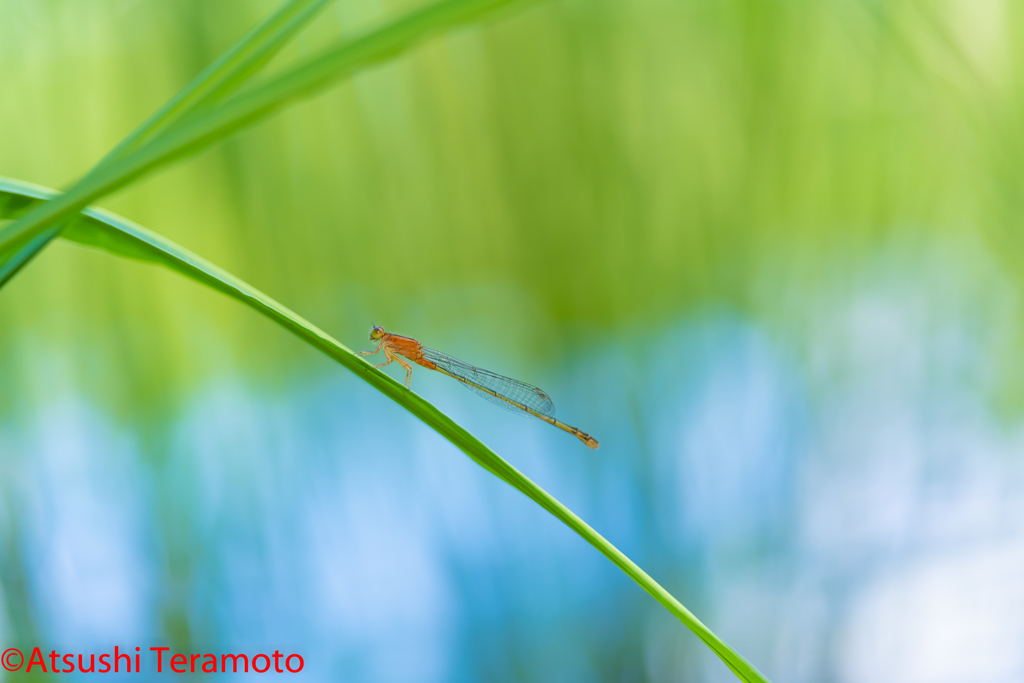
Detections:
0,0,332,288
0,176,771,683
0,0,527,257
0,226,62,286
99,0,333,164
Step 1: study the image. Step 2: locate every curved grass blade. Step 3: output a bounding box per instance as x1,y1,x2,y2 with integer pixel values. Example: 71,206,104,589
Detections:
0,0,332,289
0,177,770,683
0,0,526,257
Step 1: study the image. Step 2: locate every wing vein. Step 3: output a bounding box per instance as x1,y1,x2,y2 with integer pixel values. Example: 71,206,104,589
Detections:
421,347,556,417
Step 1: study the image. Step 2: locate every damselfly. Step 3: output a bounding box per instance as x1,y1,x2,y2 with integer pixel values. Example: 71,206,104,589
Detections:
358,326,599,449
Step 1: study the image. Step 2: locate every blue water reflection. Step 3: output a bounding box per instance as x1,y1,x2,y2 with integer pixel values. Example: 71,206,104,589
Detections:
5,309,1024,681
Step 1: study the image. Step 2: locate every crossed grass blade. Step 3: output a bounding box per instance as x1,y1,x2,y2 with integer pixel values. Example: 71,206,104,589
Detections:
0,0,525,259
0,0,332,289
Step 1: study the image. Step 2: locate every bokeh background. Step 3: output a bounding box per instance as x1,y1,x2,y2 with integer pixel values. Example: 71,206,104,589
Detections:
3,0,1024,680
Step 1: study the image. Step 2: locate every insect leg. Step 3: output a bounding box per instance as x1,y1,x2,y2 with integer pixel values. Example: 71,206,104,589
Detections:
357,339,385,357
373,346,396,369
393,355,414,387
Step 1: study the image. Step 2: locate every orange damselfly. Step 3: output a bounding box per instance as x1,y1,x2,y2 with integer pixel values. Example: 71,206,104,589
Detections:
358,326,599,449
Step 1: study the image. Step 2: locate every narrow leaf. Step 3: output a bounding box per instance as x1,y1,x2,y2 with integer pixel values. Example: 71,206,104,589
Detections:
100,0,333,164
0,177,771,683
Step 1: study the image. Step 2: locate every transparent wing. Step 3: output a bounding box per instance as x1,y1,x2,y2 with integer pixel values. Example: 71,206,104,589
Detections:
422,347,555,417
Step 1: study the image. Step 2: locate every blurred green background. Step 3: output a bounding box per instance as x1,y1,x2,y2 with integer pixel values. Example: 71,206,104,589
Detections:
3,0,1024,681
